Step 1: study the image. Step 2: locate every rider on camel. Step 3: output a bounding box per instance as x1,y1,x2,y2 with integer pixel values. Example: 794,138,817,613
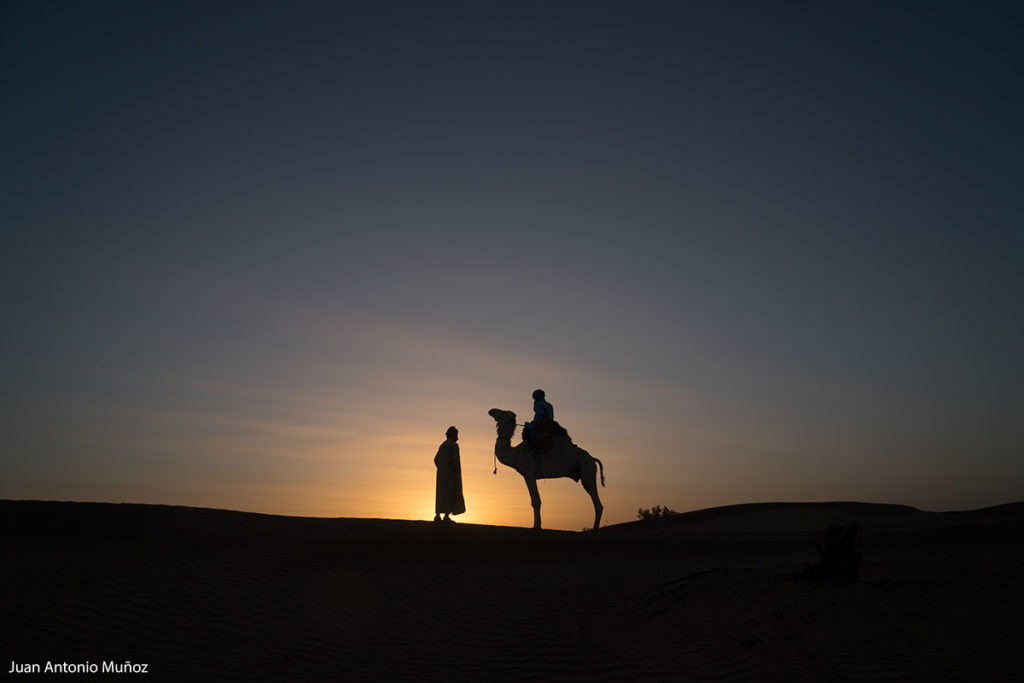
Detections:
525,389,554,454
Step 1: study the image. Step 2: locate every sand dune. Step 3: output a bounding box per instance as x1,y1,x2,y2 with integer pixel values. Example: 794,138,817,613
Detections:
3,500,1022,681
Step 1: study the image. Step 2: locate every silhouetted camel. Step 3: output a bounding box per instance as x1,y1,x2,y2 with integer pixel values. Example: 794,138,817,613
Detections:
488,408,605,530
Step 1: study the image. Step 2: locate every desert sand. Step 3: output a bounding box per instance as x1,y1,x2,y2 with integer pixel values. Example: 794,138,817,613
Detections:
3,500,1022,681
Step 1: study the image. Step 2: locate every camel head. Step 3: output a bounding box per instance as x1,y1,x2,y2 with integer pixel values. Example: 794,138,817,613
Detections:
487,408,517,440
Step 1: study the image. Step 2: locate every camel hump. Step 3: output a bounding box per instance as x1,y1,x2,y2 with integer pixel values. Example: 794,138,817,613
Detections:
535,419,571,441
527,419,575,462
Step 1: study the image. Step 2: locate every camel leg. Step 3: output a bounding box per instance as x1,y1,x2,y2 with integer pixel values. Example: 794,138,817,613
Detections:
525,477,542,529
582,471,603,531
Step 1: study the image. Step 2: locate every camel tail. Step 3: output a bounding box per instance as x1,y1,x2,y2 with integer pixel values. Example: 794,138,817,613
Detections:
594,456,605,487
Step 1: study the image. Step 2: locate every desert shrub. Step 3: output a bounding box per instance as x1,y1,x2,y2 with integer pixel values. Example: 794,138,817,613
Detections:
803,522,863,581
637,505,679,520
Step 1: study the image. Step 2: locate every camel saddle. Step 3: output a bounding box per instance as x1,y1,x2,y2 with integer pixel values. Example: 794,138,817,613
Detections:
525,419,570,457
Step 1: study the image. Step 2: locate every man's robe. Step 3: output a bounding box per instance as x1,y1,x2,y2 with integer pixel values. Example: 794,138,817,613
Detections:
434,438,466,515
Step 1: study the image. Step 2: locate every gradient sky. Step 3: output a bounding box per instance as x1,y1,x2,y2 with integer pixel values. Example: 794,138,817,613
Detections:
2,1,1022,530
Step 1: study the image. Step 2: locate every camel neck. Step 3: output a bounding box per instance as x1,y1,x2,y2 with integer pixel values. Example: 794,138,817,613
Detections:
494,435,518,458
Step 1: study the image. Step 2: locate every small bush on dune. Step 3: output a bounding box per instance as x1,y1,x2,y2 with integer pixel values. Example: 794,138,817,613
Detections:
637,505,679,520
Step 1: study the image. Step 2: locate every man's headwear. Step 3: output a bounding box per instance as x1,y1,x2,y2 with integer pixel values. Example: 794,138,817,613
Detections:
446,426,458,437
532,389,545,400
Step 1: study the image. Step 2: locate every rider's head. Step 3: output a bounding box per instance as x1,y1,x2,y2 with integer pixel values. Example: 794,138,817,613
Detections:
532,389,545,401
445,426,458,440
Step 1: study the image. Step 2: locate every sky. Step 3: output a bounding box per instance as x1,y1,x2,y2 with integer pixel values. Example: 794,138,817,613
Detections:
2,0,1022,530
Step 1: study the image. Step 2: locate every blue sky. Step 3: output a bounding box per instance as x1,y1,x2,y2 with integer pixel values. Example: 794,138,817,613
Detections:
2,1,1021,529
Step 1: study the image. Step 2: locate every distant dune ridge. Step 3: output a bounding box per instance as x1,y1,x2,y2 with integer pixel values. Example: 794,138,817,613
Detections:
3,500,1023,682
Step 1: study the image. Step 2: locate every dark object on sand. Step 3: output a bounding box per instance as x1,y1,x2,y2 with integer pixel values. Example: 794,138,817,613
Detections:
804,522,863,581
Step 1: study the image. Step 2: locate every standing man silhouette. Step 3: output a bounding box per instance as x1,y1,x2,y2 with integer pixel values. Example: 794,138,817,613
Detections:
433,426,466,523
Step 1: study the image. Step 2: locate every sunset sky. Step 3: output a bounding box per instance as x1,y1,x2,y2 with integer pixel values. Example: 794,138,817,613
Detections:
2,1,1021,530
